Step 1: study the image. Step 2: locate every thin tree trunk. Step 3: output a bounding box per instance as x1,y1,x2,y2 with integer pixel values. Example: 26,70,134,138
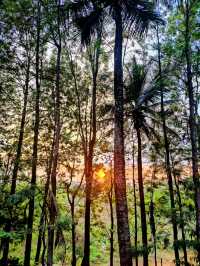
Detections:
136,127,148,266
156,25,180,266
47,3,62,264
149,193,157,266
41,217,47,266
161,55,180,266
66,161,84,266
150,201,157,266
132,142,138,266
47,37,62,266
109,194,114,266
171,162,188,266
184,0,200,261
24,2,41,265
150,165,157,266
108,161,114,266
81,28,101,266
71,200,76,266
35,206,46,265
195,72,200,157
1,57,30,266
113,6,132,266
81,153,93,266
195,56,200,152
35,137,54,265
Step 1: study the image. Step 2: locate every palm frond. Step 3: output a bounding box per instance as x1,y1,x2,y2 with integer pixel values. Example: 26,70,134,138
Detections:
125,57,148,103
152,0,181,9
141,106,159,117
70,0,163,45
141,122,161,141
122,0,164,37
75,8,103,45
137,73,172,106
141,121,151,139
69,0,104,45
137,84,160,106
148,99,178,108
125,58,163,108
68,0,91,16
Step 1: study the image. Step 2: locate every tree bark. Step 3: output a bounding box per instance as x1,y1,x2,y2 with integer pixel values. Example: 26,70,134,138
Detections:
81,153,93,266
109,194,114,266
47,22,62,266
35,206,46,265
150,165,157,266
132,142,138,266
1,56,30,266
172,163,188,266
136,127,148,266
184,0,200,261
41,226,47,266
24,2,41,265
156,25,180,266
35,138,54,265
113,6,132,266
81,28,101,266
71,200,76,266
150,195,157,266
108,161,114,266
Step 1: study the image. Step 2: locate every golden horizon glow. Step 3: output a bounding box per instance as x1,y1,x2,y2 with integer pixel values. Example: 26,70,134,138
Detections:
95,168,106,181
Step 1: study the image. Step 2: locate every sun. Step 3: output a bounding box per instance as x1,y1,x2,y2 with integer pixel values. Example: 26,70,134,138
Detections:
96,168,106,180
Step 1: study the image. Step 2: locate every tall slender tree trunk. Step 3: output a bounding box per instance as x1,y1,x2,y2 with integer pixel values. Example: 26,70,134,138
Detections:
35,202,47,265
150,199,157,266
109,194,114,266
108,161,114,266
113,5,132,266
81,148,94,266
24,2,41,265
184,0,200,261
1,57,30,266
136,127,148,266
71,201,76,266
41,225,47,266
66,168,83,266
132,142,138,266
172,163,188,265
149,194,157,266
150,166,157,266
195,60,200,152
81,88,96,266
81,29,101,266
47,16,62,265
156,25,180,266
35,137,54,265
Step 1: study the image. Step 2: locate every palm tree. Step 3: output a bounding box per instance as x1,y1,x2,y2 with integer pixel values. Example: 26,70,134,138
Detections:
69,1,161,265
125,58,163,266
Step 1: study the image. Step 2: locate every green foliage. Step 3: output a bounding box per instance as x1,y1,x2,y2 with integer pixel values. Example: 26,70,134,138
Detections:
131,244,153,257
0,0,199,265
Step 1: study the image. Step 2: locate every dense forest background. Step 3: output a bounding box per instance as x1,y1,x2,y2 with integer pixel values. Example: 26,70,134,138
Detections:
0,0,200,265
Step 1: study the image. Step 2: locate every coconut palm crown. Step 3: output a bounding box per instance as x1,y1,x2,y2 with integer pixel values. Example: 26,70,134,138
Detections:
69,0,163,45
67,1,163,266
